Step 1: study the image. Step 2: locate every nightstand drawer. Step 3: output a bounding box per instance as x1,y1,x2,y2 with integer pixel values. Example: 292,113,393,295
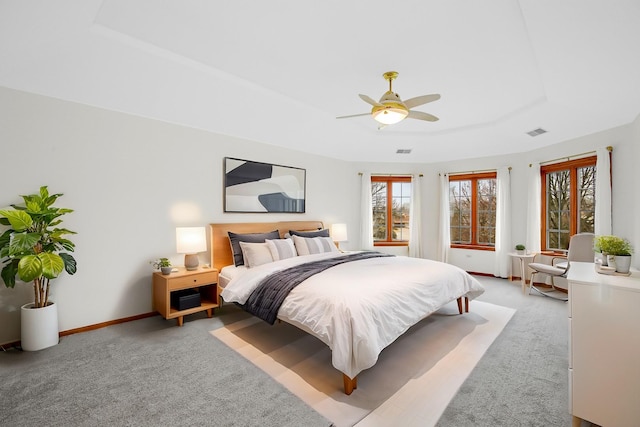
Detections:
168,271,217,290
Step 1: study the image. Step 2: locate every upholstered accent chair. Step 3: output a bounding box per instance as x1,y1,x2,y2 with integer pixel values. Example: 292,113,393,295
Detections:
528,233,595,300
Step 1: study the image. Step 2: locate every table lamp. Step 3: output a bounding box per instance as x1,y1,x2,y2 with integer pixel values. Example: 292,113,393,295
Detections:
330,223,348,249
176,226,207,271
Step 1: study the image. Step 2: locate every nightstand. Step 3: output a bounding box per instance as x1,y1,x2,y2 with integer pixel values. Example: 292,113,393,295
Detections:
152,267,219,326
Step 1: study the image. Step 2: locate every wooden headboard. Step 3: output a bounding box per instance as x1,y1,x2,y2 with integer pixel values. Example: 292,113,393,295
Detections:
209,221,325,272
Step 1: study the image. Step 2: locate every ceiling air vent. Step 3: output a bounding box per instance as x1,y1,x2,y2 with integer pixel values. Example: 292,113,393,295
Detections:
526,128,547,137
396,149,412,154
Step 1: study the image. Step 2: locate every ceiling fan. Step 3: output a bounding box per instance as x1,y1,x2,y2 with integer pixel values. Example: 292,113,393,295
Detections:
337,71,440,128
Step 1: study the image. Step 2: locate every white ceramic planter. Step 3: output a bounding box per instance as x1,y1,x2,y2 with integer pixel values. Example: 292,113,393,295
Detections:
21,301,59,351
614,255,632,274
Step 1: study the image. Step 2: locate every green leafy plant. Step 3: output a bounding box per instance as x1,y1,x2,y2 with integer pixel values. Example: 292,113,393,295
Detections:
594,235,633,256
0,186,77,308
150,257,171,269
515,244,526,251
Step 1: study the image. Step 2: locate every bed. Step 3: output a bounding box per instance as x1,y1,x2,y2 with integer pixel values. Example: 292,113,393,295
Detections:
210,221,485,395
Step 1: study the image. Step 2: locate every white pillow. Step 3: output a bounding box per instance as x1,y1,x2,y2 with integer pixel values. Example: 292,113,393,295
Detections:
265,238,297,261
239,241,273,268
292,235,339,256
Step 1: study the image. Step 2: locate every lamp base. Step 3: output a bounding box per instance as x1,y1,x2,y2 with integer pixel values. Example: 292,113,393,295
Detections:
184,253,199,271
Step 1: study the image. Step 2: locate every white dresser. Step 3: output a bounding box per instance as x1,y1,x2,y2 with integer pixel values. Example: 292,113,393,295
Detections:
567,262,640,427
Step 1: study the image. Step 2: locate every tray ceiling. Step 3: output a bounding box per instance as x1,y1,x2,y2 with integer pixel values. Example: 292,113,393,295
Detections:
1,1,639,163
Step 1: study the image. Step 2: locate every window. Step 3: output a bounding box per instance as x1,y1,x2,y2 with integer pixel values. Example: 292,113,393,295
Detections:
541,156,596,251
371,176,411,246
449,172,497,250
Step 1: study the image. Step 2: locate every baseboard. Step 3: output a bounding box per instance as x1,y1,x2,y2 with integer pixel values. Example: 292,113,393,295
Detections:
59,312,158,337
1,312,158,350
468,271,497,277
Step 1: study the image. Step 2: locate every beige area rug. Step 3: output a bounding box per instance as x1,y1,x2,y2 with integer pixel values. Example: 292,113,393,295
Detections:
211,300,515,427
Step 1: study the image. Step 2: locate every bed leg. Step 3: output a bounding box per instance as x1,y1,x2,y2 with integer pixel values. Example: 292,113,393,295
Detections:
343,374,357,395
456,297,463,314
465,297,469,313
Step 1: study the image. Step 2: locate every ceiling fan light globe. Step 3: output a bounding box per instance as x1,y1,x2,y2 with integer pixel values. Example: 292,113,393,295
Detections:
372,104,408,125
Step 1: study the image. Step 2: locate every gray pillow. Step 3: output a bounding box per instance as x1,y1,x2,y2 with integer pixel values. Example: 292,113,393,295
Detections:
228,230,280,266
288,229,330,238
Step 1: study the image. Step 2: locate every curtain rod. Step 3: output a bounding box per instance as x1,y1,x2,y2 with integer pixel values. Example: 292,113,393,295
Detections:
530,146,612,167
358,173,423,177
440,167,510,176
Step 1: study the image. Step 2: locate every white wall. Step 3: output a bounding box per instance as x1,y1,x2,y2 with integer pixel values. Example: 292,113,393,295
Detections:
0,86,354,344
632,113,640,269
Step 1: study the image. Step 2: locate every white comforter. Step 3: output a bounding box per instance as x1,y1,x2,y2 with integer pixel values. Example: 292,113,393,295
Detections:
221,252,485,379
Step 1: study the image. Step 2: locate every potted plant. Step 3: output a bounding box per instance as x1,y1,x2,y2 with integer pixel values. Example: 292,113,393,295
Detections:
0,186,77,351
151,258,172,275
515,244,526,255
594,235,633,273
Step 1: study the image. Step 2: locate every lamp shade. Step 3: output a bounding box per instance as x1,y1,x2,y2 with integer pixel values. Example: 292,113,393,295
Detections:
331,223,348,242
176,227,207,271
176,227,207,254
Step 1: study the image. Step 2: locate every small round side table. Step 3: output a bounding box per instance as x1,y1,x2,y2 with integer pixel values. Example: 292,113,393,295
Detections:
508,252,537,293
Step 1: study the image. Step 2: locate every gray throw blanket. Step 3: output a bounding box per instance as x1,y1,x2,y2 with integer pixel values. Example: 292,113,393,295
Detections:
243,251,394,324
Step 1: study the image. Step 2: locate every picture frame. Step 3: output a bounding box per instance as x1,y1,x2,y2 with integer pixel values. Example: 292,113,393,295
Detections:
223,157,306,213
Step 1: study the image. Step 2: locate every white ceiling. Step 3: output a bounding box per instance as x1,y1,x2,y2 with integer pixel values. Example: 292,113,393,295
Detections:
1,1,639,163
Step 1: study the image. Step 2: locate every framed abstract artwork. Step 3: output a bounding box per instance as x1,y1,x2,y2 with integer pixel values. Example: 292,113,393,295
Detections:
223,157,306,213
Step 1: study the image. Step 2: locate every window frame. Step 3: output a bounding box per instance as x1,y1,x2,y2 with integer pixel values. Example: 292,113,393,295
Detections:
371,175,412,247
449,172,497,251
540,155,597,252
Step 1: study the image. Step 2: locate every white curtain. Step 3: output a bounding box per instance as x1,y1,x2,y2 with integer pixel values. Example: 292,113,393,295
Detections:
408,174,423,258
359,172,374,250
595,147,612,236
437,173,450,263
494,167,512,278
526,163,542,252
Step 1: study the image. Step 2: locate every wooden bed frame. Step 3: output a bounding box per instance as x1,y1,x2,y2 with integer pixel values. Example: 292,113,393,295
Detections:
209,220,469,395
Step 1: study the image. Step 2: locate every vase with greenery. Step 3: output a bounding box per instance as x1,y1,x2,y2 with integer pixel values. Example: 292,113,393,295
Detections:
0,186,77,307
151,257,172,275
594,235,633,273
515,244,526,255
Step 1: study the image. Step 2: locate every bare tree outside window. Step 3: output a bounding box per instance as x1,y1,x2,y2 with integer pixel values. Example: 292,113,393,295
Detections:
449,173,496,248
578,166,596,233
542,157,596,251
477,178,496,245
371,177,412,244
546,170,571,250
372,181,387,240
450,180,471,244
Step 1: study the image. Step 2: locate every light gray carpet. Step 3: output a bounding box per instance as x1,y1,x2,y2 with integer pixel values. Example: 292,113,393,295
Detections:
436,276,573,427
0,306,331,427
1,276,582,427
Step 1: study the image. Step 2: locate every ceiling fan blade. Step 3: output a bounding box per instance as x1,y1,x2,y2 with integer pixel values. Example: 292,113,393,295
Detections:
403,94,441,109
359,94,382,107
336,112,371,119
407,110,439,122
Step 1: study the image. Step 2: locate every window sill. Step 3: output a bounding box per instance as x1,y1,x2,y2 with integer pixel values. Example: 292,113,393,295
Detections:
374,241,409,247
450,244,495,252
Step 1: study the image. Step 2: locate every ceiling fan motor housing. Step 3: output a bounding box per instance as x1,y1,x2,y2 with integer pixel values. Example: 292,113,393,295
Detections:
371,91,409,123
